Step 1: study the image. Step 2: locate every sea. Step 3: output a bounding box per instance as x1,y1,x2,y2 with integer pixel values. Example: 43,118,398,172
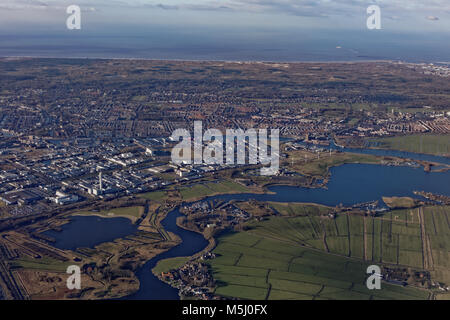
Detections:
1,26,449,63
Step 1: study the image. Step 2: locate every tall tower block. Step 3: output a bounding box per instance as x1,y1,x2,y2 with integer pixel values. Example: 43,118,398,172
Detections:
99,172,103,191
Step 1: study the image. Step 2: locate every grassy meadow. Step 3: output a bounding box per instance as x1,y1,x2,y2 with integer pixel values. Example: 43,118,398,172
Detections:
208,205,450,300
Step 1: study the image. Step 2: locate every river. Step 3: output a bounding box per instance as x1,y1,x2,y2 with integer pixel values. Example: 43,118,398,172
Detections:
122,208,209,300
46,146,450,299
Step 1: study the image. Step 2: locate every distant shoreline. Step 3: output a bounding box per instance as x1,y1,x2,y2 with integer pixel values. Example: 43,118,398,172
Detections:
1,55,444,65
0,55,406,64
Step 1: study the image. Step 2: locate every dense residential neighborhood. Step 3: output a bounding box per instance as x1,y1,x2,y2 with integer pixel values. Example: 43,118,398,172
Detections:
0,58,449,301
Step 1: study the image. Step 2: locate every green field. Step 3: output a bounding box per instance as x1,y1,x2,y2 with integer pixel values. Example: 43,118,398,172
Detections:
73,206,144,223
423,206,450,285
269,202,333,216
290,152,381,177
382,197,417,209
245,209,426,267
139,191,167,202
153,257,190,275
426,207,450,268
9,257,72,272
208,205,450,299
369,134,450,156
179,180,250,201
209,231,429,300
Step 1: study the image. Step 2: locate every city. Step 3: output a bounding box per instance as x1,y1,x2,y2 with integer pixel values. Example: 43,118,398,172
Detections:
0,58,449,302
0,0,450,314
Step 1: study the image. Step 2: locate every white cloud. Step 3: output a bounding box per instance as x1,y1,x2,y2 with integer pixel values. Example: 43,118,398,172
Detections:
0,0,448,30
2,0,450,15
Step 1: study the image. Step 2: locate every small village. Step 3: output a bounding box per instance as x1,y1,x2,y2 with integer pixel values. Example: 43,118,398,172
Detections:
159,255,221,300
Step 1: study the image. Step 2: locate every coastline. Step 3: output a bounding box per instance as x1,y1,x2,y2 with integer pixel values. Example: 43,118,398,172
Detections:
0,55,401,64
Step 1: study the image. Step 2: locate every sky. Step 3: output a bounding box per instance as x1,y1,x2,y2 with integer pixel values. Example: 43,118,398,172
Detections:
0,1,448,61
0,0,448,31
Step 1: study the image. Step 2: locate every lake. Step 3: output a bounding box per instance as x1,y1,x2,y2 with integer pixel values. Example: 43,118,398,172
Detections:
43,216,138,251
44,152,450,299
